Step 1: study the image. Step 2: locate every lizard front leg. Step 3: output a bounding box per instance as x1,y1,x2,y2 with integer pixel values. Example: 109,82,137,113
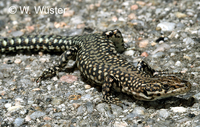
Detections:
36,46,78,83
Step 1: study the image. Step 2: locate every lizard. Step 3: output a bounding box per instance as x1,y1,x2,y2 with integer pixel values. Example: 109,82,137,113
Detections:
0,29,191,103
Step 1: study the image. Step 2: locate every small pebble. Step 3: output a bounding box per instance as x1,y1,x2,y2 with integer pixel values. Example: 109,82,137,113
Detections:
14,59,22,64
112,16,118,22
4,103,12,108
39,57,49,63
128,13,137,20
96,103,109,113
168,31,178,39
175,12,187,18
157,22,176,31
193,93,200,100
151,42,157,46
139,39,149,48
81,94,92,101
14,117,24,127
170,107,187,113
111,104,123,116
131,4,138,10
54,22,67,28
60,75,78,83
30,111,46,120
0,90,6,96
183,55,191,60
70,16,83,25
73,103,81,109
170,52,176,57
175,61,182,66
43,116,52,121
183,37,195,45
113,121,128,127
51,97,63,105
158,109,170,119
15,98,24,103
151,43,170,54
53,112,62,117
131,107,145,116
3,58,12,63
25,115,31,122
52,76,58,81
32,88,41,91
63,10,75,17
26,25,35,32
77,105,86,115
84,85,91,89
141,52,148,57
86,102,94,113
176,23,185,29
8,105,24,112
11,31,24,37
136,1,146,6
38,52,43,56
152,52,165,58
124,50,134,56
68,95,81,100
0,72,3,78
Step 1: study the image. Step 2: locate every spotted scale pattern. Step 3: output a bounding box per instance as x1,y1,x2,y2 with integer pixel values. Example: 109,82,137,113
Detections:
0,29,191,103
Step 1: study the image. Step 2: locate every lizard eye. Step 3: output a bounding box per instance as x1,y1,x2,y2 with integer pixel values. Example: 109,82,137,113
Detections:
142,90,148,97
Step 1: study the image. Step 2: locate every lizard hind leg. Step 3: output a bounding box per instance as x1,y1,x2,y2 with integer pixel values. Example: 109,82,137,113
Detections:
102,75,122,105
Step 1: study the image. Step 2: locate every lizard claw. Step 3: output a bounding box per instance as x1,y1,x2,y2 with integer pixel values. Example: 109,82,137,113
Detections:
36,77,41,83
36,77,43,86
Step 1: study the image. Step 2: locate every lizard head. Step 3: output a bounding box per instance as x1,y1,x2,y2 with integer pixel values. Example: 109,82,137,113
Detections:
132,76,191,101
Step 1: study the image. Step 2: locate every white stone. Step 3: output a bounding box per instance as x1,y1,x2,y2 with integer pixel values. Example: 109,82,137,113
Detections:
8,105,24,112
158,109,170,119
170,107,187,113
4,103,12,108
157,22,176,31
124,50,134,56
175,61,182,66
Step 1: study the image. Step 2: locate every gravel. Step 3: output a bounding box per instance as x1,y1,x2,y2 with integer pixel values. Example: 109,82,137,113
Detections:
0,0,200,126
